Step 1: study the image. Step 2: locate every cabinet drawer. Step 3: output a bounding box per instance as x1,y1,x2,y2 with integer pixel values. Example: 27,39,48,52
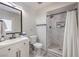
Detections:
23,40,29,57
0,47,9,57
17,39,29,48
0,45,16,57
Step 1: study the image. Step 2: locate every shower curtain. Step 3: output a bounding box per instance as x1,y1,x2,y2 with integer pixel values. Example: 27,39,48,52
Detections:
63,10,78,57
0,22,1,39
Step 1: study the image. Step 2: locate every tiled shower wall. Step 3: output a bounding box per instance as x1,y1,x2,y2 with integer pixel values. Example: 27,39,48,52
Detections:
46,13,66,49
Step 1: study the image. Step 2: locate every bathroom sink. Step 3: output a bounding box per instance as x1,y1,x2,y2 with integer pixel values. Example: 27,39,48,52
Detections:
0,37,29,49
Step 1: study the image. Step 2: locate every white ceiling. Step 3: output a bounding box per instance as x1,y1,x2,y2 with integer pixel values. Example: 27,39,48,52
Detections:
14,2,74,11
0,2,74,14
14,2,57,10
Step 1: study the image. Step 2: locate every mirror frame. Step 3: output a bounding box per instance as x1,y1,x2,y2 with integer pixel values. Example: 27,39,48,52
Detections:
0,2,23,34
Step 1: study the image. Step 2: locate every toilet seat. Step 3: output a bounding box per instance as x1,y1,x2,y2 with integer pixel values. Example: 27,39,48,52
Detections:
33,43,42,48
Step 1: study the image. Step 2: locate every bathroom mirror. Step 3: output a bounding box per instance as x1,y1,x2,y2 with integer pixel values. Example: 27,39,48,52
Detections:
0,2,22,34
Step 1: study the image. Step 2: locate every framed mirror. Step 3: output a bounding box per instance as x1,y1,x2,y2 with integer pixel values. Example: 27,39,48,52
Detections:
0,2,22,34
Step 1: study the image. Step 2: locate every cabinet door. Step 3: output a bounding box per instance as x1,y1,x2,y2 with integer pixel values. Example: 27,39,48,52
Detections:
21,40,29,57
8,44,19,57
0,47,9,57
18,40,29,57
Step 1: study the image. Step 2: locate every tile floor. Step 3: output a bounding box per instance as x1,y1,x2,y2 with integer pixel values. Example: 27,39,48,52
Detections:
29,49,57,57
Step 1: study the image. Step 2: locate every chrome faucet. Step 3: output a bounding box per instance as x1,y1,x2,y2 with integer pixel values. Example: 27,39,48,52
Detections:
10,33,16,39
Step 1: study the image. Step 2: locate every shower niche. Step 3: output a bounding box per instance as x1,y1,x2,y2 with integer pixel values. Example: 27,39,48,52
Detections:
46,3,78,57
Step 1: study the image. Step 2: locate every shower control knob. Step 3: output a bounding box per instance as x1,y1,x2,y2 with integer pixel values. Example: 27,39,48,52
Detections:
49,26,52,29
8,48,11,51
24,43,26,45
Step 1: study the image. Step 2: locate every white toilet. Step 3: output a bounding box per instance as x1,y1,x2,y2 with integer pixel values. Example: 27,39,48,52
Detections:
29,35,43,56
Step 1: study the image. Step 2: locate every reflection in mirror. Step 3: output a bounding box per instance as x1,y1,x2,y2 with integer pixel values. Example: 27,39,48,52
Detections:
1,19,12,32
0,2,21,33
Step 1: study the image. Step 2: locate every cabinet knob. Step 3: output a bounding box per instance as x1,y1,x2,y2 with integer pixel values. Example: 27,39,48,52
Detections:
24,43,26,45
8,48,11,51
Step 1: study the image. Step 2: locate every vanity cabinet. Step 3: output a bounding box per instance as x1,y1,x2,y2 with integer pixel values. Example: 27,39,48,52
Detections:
0,38,29,57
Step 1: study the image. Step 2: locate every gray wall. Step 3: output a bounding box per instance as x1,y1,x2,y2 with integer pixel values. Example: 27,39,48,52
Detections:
22,8,37,36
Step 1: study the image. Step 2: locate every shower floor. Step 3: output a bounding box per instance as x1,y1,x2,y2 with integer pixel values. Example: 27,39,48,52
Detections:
47,45,63,57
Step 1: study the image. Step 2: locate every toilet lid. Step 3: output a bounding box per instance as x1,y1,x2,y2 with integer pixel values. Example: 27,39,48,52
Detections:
33,43,42,48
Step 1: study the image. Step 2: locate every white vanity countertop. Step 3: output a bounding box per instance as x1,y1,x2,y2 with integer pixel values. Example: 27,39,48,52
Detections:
0,37,29,49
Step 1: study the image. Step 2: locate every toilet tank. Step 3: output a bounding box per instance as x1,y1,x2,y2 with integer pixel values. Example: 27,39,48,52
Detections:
29,35,37,44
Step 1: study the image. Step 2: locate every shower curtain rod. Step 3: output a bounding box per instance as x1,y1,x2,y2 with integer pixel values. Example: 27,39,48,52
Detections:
48,8,77,17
